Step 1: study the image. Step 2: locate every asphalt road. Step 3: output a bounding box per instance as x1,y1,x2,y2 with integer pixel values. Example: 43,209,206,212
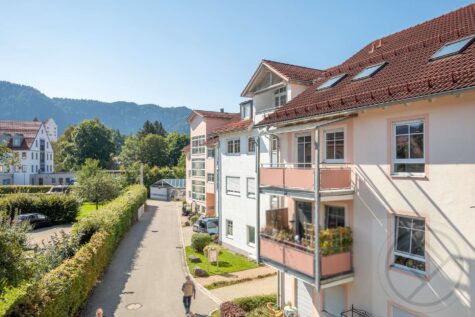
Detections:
81,200,218,317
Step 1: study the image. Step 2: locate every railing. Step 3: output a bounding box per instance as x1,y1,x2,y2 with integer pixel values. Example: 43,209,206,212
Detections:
341,305,373,317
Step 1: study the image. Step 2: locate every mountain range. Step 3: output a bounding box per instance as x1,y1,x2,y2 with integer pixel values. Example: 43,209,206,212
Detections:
0,81,191,135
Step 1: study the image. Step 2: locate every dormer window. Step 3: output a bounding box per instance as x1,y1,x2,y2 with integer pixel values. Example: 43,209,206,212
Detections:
274,87,287,107
13,134,23,147
430,34,475,60
317,74,346,90
352,62,386,81
240,101,253,120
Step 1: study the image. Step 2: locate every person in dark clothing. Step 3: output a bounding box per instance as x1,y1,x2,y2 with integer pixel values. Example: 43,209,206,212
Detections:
181,276,196,315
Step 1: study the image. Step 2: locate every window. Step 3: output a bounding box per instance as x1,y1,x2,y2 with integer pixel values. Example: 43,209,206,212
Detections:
247,226,256,246
325,130,345,161
188,190,191,198
270,136,279,167
192,180,205,201
207,148,215,158
317,74,346,90
226,176,240,195
274,87,287,107
247,178,256,198
35,153,38,160
31,152,34,159
191,159,205,177
352,62,386,80
191,135,205,155
431,34,475,60
227,139,240,154
248,137,256,153
52,178,56,184
21,165,27,172
2,179,11,185
21,152,26,159
393,120,425,175
394,216,425,272
207,173,214,183
270,195,282,209
31,165,34,173
297,135,312,167
325,206,345,228
241,101,252,120
226,219,233,237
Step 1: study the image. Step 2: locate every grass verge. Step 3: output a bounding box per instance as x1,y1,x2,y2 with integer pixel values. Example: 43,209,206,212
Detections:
75,202,102,221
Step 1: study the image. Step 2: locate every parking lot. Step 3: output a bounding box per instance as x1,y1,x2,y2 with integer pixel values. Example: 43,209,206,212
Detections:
28,224,73,245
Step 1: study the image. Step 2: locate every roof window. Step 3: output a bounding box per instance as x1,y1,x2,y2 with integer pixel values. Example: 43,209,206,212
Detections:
352,62,386,81
430,35,475,60
316,74,346,90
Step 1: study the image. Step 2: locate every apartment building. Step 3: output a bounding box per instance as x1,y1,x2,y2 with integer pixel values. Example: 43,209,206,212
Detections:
214,60,324,259
185,110,239,215
0,118,55,185
254,5,475,317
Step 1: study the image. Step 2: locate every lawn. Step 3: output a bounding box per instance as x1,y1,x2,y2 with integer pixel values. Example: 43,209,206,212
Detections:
185,246,259,276
75,203,102,221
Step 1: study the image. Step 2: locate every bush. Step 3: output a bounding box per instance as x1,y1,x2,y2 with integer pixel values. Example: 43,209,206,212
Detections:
0,185,147,316
220,301,246,317
191,233,211,253
0,185,52,195
190,214,199,224
0,194,80,223
233,294,277,312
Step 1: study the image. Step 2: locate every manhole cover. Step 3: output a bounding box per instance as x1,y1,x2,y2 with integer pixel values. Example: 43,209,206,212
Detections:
176,246,183,249
126,303,142,310
151,230,158,233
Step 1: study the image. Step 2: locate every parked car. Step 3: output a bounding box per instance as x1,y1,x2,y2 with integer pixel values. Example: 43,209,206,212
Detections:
46,185,71,195
193,217,219,235
13,213,52,229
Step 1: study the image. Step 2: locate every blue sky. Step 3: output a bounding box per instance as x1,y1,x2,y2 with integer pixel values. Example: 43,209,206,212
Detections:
0,1,472,112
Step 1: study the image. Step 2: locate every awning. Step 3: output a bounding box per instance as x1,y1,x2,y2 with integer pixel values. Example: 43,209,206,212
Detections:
259,115,356,135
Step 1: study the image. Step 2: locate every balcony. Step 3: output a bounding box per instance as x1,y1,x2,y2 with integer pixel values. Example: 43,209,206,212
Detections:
259,164,353,200
259,217,353,285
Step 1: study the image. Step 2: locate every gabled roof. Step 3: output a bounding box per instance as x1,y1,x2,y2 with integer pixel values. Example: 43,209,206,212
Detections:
188,110,239,123
258,4,475,126
212,119,253,135
242,60,323,97
0,120,43,150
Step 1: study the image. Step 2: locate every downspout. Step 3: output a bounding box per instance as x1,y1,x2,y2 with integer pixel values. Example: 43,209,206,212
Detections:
217,141,222,245
314,128,321,291
255,136,261,263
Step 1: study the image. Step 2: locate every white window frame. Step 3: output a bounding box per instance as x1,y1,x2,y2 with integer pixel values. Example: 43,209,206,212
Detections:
246,177,256,199
207,148,215,158
226,219,233,238
225,176,240,196
394,215,426,274
207,173,214,183
191,180,205,201
247,225,256,247
324,128,345,163
392,120,425,176
274,87,287,107
191,158,205,177
227,139,240,155
248,137,256,153
295,133,312,168
191,135,206,155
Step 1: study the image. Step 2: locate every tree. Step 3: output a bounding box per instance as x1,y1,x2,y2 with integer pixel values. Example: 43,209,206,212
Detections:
118,136,141,167
166,132,189,166
76,159,122,209
139,134,169,167
0,144,19,172
137,120,167,138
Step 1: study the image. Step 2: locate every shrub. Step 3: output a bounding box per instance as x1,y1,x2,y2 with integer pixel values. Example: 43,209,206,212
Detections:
191,233,211,253
245,306,269,317
319,226,353,256
220,301,246,317
203,243,223,258
190,214,199,224
0,185,52,195
0,185,147,317
233,294,277,312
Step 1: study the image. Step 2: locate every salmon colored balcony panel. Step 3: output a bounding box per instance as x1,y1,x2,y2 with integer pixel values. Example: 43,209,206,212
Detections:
260,237,284,263
260,168,284,187
321,251,352,277
320,168,352,190
284,246,315,277
285,168,314,190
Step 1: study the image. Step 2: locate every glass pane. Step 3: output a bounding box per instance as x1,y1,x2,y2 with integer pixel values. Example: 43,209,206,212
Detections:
412,219,425,230
335,140,344,159
398,217,412,228
395,125,408,135
298,143,304,163
326,143,335,160
396,227,411,253
304,136,311,142
406,164,425,173
335,132,344,140
411,230,425,257
410,134,424,158
410,122,424,133
396,135,409,159
326,133,334,141
305,142,312,163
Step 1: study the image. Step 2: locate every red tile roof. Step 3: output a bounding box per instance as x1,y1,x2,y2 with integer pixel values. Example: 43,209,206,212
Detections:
258,4,475,126
212,119,253,135
191,110,240,120
0,120,43,150
262,60,324,82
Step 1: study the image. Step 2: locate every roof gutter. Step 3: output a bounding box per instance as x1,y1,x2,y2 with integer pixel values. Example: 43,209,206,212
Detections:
255,86,475,128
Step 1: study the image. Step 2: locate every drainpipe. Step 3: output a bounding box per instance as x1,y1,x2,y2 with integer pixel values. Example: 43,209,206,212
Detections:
217,141,222,245
255,136,261,263
314,128,321,291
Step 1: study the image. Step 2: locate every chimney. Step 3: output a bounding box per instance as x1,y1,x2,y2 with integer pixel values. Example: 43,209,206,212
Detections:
220,108,224,113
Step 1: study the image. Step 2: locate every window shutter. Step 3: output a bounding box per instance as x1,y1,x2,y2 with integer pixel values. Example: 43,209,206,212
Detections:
226,177,240,193
247,178,255,195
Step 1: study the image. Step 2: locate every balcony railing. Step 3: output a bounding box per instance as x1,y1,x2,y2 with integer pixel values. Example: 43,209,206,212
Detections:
259,164,352,192
259,223,353,281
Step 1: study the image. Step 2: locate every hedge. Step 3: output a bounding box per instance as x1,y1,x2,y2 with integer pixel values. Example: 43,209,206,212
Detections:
233,294,277,312
0,185,147,317
0,194,80,223
0,186,52,195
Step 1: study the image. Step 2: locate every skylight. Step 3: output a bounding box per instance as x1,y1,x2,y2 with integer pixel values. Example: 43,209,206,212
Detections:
316,74,346,90
430,35,475,60
352,62,386,81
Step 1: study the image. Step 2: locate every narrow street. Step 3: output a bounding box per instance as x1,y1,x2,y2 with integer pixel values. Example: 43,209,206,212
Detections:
81,200,218,317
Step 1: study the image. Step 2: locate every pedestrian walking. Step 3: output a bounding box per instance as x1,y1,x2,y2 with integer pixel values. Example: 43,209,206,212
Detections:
95,308,104,317
181,275,196,315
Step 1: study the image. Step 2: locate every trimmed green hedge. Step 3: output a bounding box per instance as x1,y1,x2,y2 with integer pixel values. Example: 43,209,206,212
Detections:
0,194,80,223
0,185,147,317
233,294,277,312
0,186,52,195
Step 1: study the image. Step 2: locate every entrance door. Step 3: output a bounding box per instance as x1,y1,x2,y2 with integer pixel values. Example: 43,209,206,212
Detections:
297,279,314,317
323,285,346,316
296,201,313,240
38,177,43,185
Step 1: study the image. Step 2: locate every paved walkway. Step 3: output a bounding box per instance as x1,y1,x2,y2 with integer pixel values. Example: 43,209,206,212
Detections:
81,200,218,317
210,275,277,302
195,266,276,286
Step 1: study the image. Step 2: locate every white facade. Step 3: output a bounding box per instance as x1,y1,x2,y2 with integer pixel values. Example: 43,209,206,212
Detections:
43,118,58,142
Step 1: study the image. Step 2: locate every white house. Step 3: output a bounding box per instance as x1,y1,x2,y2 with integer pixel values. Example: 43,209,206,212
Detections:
0,118,55,185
